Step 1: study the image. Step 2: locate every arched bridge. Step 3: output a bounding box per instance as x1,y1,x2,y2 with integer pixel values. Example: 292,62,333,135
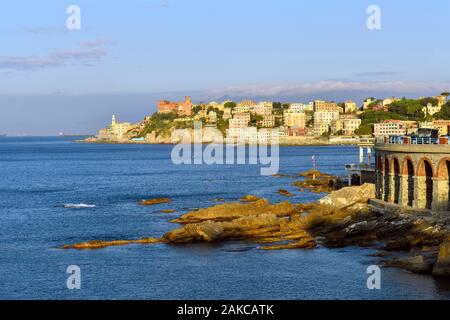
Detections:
375,143,450,212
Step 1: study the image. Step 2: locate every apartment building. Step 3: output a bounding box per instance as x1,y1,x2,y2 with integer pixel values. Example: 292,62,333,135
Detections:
314,111,340,125
257,115,275,128
373,120,407,137
283,111,306,128
313,100,343,113
252,101,273,115
229,113,251,129
235,100,256,113
288,103,313,113
419,120,450,136
331,115,361,135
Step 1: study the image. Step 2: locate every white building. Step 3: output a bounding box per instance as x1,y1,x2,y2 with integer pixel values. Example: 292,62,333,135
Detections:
288,103,313,113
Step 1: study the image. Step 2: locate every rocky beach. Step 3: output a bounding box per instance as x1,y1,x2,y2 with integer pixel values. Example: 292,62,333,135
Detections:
63,170,450,279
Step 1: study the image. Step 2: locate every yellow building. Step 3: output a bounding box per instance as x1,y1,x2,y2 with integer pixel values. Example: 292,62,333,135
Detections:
283,111,306,128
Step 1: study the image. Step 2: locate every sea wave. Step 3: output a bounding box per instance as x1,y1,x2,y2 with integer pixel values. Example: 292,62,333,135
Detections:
63,203,96,209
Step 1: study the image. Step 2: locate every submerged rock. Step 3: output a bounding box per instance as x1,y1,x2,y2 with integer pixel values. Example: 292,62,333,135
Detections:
140,198,171,206
278,189,294,197
62,237,160,250
260,235,317,250
160,209,176,213
239,195,260,202
384,255,435,274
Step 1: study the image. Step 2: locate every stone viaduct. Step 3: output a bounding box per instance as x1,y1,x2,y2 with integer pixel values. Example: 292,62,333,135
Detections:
375,144,450,212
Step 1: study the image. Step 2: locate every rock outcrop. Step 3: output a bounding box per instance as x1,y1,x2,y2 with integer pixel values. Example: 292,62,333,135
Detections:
432,239,450,277
239,195,260,202
317,183,375,211
61,178,450,279
62,238,160,250
171,199,296,224
383,255,435,274
140,198,171,206
278,189,293,197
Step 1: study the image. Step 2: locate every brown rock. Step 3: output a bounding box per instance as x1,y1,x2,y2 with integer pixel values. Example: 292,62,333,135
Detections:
384,255,434,274
160,210,176,213
140,198,171,206
260,236,317,250
239,195,260,202
317,183,375,211
384,240,412,251
171,199,296,224
163,214,285,244
278,189,293,197
62,237,160,250
433,240,450,277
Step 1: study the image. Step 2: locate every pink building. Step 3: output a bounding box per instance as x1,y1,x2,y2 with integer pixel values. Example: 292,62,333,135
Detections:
157,96,193,116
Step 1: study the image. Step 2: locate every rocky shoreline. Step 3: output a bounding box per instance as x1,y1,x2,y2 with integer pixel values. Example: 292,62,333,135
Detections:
78,136,359,147
62,171,450,278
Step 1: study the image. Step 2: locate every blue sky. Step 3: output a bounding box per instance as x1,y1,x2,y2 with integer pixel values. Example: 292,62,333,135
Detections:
0,0,449,135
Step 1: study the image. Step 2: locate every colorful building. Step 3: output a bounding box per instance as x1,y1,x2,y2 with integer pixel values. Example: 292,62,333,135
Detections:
157,96,193,116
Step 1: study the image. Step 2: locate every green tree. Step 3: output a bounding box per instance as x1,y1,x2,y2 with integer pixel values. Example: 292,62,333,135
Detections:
192,105,203,114
355,124,374,136
434,102,450,120
224,101,236,110
250,114,264,126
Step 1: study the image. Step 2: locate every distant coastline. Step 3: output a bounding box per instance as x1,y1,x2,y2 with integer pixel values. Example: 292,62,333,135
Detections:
79,136,360,147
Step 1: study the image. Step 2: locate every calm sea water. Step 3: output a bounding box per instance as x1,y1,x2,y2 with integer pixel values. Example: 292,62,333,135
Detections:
1,136,449,300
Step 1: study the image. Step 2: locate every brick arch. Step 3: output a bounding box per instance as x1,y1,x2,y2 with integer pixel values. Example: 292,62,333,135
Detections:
391,157,401,204
436,157,450,179
391,157,401,173
401,156,415,176
376,155,383,171
416,157,434,177
383,156,391,201
384,156,391,174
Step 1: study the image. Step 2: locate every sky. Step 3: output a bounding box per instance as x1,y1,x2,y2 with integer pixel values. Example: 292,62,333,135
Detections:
0,0,449,135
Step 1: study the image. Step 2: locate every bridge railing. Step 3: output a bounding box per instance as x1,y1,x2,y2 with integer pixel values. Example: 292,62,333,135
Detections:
377,135,449,145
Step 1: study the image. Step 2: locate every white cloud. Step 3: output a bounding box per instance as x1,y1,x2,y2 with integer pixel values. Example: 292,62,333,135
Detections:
0,46,107,72
206,81,450,98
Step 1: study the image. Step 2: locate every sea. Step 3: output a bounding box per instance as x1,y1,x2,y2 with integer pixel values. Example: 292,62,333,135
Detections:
0,136,449,300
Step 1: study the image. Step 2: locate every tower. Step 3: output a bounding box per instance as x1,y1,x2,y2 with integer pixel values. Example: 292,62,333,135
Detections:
112,115,117,126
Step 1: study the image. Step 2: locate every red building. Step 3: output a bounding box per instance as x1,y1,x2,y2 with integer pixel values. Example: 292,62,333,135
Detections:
157,96,193,116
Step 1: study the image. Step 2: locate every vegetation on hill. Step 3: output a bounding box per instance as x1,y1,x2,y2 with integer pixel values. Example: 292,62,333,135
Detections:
434,102,450,120
138,112,178,137
134,95,450,139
